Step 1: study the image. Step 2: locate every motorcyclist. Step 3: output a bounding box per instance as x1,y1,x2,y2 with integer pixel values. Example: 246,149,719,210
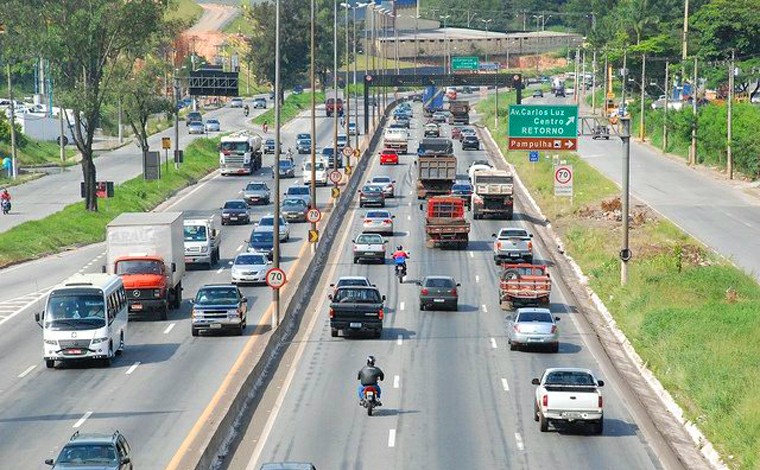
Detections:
0,188,10,214
243,104,250,117
262,120,269,134
392,245,410,275
357,355,384,405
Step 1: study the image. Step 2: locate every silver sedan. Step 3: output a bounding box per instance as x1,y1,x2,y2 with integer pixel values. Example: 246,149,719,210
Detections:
507,307,560,352
231,252,270,285
362,210,394,236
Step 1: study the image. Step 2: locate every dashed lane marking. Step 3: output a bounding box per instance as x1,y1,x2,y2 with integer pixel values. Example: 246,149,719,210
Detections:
388,429,396,448
397,334,403,345
515,432,525,450
490,337,498,349
393,375,400,388
216,267,224,274
125,362,141,375
475,275,480,283
501,378,510,391
399,302,405,311
73,411,93,428
481,304,488,313
17,365,37,378
469,252,474,258
163,323,176,334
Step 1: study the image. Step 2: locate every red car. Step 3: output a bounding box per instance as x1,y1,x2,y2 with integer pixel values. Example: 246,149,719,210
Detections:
379,148,399,165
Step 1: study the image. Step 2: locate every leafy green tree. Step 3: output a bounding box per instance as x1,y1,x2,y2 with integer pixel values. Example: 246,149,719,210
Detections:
3,0,168,211
691,0,760,60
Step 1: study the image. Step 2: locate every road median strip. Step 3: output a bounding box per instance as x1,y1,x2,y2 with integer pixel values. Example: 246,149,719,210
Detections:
478,94,749,469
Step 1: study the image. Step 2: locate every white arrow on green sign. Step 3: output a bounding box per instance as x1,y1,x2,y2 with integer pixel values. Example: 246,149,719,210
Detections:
451,56,479,71
508,105,579,138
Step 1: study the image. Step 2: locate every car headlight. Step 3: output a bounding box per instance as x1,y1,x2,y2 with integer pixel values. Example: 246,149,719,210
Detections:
44,339,58,346
228,311,239,319
192,309,200,318
91,337,109,344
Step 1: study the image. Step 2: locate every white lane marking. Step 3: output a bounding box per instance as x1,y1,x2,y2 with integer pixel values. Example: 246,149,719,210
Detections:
403,231,410,237
163,323,176,334
237,244,244,252
469,252,474,258
490,337,498,349
216,267,224,274
481,304,488,313
515,432,525,450
228,261,233,265
17,365,37,378
397,334,403,345
393,375,400,388
407,215,411,221
125,362,141,375
501,378,510,391
399,301,405,311
0,292,49,328
475,275,480,283
73,411,93,428
407,202,412,207
388,429,396,448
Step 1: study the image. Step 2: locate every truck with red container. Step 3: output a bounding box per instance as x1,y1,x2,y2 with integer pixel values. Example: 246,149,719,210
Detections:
422,196,470,249
499,263,552,310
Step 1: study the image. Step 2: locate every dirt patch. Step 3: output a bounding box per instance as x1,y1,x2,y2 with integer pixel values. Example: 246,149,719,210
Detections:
182,4,239,62
577,196,657,228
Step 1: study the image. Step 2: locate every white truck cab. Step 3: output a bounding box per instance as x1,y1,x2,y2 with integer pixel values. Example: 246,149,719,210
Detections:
36,273,128,368
184,217,221,269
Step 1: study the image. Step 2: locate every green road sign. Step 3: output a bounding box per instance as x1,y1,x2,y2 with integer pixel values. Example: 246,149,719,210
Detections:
451,56,480,71
508,105,578,138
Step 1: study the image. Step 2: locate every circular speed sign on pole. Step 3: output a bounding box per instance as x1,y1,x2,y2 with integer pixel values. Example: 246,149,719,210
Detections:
306,208,322,223
554,165,573,185
265,268,287,289
329,170,342,185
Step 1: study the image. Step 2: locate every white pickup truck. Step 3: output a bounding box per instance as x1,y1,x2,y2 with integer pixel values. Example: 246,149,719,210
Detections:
492,227,533,264
352,233,387,264
532,367,605,434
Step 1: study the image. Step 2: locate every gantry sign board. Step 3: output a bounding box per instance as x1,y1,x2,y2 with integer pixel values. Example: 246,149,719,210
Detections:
188,68,239,97
452,56,480,72
508,105,578,151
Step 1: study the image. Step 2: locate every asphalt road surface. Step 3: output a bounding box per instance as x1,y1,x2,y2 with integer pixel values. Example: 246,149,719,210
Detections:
229,102,665,470
541,91,760,281
0,101,360,469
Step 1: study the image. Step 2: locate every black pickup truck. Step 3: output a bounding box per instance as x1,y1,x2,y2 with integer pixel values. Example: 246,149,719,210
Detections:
328,286,385,338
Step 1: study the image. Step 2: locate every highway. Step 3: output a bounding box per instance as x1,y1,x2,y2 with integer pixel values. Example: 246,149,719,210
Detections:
0,100,358,468
228,102,666,469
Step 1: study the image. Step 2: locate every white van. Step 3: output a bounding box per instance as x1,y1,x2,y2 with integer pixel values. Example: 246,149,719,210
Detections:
36,273,128,368
302,159,328,186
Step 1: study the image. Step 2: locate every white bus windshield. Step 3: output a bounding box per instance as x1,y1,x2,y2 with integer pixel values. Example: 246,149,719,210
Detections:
45,289,106,331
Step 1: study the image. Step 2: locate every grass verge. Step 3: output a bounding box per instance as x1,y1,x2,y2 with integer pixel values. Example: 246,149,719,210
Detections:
166,0,203,25
0,138,219,268
252,92,325,127
1,139,78,167
479,94,760,469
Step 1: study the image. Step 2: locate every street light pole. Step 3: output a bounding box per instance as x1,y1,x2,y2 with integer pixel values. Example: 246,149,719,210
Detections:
480,19,492,64
440,15,450,74
639,54,646,141
273,0,282,328
663,60,669,152
342,2,350,162
333,0,339,174
727,50,734,179
310,0,317,254
353,4,361,149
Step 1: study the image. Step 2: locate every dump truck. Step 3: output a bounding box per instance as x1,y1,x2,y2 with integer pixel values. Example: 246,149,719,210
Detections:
105,212,185,320
383,127,409,154
422,196,470,249
219,131,263,176
472,170,515,220
416,138,457,199
499,263,551,310
448,100,470,125
325,89,344,117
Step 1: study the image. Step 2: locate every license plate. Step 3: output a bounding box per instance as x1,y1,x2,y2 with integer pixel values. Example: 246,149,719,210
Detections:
563,412,582,419
350,322,362,328
433,299,445,303
184,257,193,263
527,337,542,342
68,349,82,355
509,253,519,257
230,217,238,220
210,324,223,329
131,304,143,311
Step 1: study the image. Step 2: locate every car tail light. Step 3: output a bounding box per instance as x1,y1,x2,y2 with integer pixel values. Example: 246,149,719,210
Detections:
542,395,548,407
527,241,533,251
378,309,384,320
496,242,502,250
384,219,393,224
363,219,370,224
421,288,429,295
329,308,335,319
598,396,603,408
451,288,458,296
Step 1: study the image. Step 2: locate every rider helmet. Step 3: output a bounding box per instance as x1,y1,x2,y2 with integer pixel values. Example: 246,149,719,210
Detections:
366,355,375,366
396,245,403,251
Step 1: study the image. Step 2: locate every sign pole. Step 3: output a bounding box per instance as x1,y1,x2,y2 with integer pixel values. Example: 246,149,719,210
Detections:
621,116,631,285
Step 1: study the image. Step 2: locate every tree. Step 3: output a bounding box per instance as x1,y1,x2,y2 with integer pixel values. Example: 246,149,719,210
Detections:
692,0,760,60
4,0,168,211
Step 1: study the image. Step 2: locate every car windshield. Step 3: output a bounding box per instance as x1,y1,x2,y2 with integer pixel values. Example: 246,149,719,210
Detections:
207,119,219,124
266,139,275,145
372,177,391,184
304,162,325,171
288,187,310,195
251,231,274,243
321,148,334,155
246,183,268,191
224,201,247,210
500,229,528,238
333,288,381,303
452,184,472,192
424,278,455,288
283,199,306,209
516,310,553,323
356,234,383,244
258,216,285,227
545,371,595,385
297,133,310,140
382,149,397,155
57,444,117,464
115,259,162,275
45,289,106,330
195,287,239,306
366,211,389,218
337,279,369,287
362,185,382,193
235,254,267,266
184,225,207,242
279,160,294,169
221,142,248,152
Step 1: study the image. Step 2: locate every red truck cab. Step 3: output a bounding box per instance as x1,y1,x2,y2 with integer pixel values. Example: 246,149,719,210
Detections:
114,256,177,320
326,98,344,117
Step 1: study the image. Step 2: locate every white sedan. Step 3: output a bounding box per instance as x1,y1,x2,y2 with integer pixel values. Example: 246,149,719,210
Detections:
362,209,395,236
370,176,395,198
231,252,270,285
256,214,290,242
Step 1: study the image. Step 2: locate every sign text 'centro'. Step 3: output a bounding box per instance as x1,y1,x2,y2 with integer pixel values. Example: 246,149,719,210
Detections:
508,105,579,138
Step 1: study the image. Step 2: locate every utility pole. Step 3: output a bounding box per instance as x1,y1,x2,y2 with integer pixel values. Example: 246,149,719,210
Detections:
273,0,282,328
727,50,734,179
118,96,123,144
591,49,597,115
639,54,646,141
580,48,586,105
621,50,627,118
682,0,689,61
663,60,669,152
621,116,632,285
353,4,360,150
59,98,66,163
689,57,698,166
333,0,339,173
173,78,179,170
343,2,350,157
573,48,580,103
310,0,317,254
7,64,17,179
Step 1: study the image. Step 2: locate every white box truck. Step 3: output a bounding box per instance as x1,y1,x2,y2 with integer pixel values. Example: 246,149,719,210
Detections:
105,212,185,320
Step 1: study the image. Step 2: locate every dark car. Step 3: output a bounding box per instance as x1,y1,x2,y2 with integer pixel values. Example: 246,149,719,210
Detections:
278,159,296,178
418,275,460,311
293,84,304,94
411,93,423,102
186,111,202,127
247,229,275,260
296,133,312,154
46,430,133,469
462,135,480,150
321,146,343,169
532,89,544,98
221,199,251,225
359,184,385,208
328,286,386,338
281,197,309,222
191,284,248,336
395,117,411,129
462,86,473,94
451,182,473,209
264,139,278,154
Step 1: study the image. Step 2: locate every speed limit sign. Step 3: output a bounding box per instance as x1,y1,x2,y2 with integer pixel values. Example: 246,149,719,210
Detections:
306,208,322,223
329,170,342,184
266,268,287,289
342,146,354,157
554,165,573,197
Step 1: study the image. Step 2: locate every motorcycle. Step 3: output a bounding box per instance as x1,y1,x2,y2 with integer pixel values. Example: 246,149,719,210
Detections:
394,263,406,284
360,385,380,416
243,107,250,117
1,199,10,215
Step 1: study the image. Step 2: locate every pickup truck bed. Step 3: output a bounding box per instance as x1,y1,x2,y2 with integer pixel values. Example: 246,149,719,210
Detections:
499,264,551,310
533,368,605,434
329,287,385,338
